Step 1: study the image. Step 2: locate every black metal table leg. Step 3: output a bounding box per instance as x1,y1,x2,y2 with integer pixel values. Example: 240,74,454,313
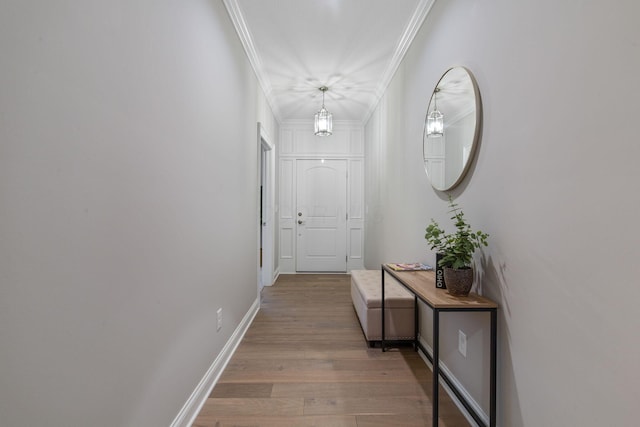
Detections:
381,266,386,352
490,309,497,427
433,309,440,426
414,295,419,351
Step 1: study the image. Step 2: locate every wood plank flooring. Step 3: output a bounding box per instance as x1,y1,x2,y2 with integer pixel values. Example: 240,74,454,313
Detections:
193,274,470,427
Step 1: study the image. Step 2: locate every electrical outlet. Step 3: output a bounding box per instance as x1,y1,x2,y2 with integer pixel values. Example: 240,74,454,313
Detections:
216,308,223,332
458,330,467,358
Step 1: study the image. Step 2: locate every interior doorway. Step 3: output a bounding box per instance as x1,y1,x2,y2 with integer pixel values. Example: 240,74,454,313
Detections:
258,123,274,291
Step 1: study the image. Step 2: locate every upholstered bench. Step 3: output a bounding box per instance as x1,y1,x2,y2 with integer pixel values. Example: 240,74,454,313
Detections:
350,270,415,346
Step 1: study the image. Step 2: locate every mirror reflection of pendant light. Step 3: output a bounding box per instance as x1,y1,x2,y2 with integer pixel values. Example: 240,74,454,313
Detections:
426,88,444,138
314,86,333,136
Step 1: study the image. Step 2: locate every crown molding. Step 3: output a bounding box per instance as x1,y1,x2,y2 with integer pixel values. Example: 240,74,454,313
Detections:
363,0,436,124
222,0,283,122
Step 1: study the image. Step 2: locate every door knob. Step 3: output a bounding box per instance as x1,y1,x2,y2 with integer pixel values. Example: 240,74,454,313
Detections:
298,220,303,225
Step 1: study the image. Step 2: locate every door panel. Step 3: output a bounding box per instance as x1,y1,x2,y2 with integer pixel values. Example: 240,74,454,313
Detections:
296,159,347,272
424,136,445,189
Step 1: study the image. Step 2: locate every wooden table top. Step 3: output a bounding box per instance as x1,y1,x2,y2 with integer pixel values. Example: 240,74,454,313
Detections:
383,264,498,310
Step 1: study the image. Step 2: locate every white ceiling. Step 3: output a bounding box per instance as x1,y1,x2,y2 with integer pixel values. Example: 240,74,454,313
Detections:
224,0,434,124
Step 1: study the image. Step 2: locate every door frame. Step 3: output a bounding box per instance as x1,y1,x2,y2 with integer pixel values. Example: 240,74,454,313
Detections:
257,122,275,291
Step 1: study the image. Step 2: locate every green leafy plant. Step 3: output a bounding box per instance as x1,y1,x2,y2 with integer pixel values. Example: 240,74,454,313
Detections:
424,198,489,269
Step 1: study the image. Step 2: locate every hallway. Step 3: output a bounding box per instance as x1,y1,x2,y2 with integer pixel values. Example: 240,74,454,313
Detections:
193,274,470,427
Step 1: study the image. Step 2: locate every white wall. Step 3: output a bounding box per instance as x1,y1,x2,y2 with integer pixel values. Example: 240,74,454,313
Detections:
0,1,276,426
365,1,640,426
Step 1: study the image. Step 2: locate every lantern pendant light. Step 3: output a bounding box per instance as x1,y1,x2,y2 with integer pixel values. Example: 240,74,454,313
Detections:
314,86,333,136
426,88,444,138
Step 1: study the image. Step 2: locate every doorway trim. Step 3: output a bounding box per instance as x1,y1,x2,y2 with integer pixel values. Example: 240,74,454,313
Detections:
258,122,275,292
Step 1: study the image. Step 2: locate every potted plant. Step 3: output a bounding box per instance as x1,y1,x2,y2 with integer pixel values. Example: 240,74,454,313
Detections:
424,198,489,296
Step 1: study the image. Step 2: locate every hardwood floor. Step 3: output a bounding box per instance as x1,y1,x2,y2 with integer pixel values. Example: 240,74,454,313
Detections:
193,274,470,427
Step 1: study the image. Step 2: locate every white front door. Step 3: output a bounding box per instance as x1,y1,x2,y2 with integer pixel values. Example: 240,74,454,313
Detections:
296,159,347,272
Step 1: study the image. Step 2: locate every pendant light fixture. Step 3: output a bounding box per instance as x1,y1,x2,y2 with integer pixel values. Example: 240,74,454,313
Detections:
426,88,444,138
314,86,333,136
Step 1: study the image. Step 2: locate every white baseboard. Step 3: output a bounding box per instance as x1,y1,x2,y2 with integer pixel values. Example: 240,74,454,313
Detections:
170,298,260,427
417,336,488,427
269,268,280,286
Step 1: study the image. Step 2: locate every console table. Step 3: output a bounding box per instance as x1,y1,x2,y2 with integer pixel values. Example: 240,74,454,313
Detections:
381,264,498,427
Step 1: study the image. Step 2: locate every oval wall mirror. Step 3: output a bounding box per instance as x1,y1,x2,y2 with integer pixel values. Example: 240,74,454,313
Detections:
423,66,482,191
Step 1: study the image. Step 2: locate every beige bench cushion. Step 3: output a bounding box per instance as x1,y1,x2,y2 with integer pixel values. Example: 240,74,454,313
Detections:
351,270,413,309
